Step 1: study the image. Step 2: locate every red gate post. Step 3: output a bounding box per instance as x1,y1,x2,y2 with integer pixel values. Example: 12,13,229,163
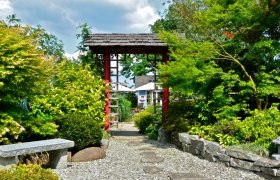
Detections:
162,50,169,124
104,47,110,131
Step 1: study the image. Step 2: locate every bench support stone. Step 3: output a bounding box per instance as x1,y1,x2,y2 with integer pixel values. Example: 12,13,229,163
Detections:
0,156,18,169
48,149,68,169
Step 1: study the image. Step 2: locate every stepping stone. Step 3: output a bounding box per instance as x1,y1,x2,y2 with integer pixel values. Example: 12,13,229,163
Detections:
168,173,211,180
138,147,154,151
127,141,144,146
141,156,164,163
143,166,163,174
140,152,157,157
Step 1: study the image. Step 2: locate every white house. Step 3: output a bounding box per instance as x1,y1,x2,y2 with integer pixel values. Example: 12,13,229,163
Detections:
133,82,162,109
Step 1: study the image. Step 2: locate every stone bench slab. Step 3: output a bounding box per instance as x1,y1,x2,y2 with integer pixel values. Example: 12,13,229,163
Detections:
0,138,74,169
0,139,74,157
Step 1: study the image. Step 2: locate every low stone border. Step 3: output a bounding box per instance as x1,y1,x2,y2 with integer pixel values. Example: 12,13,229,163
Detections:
177,133,280,178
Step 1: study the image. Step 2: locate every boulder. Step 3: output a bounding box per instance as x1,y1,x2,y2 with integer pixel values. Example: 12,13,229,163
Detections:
158,127,169,143
254,157,280,168
204,150,217,162
178,133,189,143
178,133,199,145
256,172,280,180
190,139,206,155
230,158,260,171
226,148,261,162
260,167,278,176
216,152,230,162
189,146,200,155
72,147,106,162
183,144,190,153
205,141,223,154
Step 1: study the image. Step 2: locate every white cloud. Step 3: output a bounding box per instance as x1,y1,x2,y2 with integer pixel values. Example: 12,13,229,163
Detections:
0,0,14,18
101,0,160,32
3,0,161,53
103,0,142,10
48,2,78,27
124,4,160,32
65,51,80,60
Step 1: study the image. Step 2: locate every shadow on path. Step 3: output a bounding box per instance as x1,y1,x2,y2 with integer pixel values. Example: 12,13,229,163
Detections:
110,130,142,137
109,122,173,150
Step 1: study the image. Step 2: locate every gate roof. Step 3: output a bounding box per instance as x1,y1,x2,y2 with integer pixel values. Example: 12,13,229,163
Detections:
84,33,168,54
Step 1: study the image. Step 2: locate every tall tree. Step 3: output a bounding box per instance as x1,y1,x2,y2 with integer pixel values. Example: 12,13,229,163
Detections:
157,0,280,114
30,25,65,62
76,23,104,75
1,14,65,62
120,54,157,80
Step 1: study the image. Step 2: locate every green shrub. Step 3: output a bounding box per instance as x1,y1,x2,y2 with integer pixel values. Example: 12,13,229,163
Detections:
118,95,132,122
188,106,280,153
102,129,110,139
125,92,137,108
0,164,58,180
56,113,103,152
188,120,241,147
134,108,154,134
145,124,160,140
237,106,280,149
165,99,197,133
19,111,58,142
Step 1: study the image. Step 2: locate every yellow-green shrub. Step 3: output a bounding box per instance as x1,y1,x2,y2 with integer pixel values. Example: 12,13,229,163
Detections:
238,106,280,150
188,106,280,153
134,107,154,134
0,164,58,180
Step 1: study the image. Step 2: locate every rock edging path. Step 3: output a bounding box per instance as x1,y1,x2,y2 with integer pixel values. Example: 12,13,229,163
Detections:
55,122,265,180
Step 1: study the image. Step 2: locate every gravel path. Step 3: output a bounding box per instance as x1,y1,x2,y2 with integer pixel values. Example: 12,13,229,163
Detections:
55,122,265,180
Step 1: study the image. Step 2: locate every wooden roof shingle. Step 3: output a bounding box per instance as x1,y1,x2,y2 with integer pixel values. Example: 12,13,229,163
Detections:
84,33,167,47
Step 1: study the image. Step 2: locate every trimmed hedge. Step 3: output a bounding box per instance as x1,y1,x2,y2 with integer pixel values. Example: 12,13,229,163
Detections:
56,113,103,152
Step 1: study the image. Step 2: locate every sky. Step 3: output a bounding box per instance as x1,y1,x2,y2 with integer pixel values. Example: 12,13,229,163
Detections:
0,0,163,55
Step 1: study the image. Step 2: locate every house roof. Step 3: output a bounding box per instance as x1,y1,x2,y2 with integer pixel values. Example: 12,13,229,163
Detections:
134,82,162,91
135,75,155,88
84,33,168,54
111,84,133,92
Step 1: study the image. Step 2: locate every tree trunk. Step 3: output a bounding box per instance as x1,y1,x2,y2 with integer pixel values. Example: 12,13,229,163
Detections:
256,97,262,111
264,96,268,110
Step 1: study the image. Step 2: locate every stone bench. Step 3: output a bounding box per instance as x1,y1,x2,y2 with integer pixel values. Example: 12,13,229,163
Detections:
0,138,74,169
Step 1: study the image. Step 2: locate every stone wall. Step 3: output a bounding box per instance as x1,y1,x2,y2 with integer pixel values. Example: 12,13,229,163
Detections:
178,133,280,179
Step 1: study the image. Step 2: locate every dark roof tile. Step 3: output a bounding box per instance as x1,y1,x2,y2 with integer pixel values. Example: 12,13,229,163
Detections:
84,33,167,47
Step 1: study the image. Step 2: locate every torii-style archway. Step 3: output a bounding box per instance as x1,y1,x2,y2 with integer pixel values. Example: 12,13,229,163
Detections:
84,33,169,131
